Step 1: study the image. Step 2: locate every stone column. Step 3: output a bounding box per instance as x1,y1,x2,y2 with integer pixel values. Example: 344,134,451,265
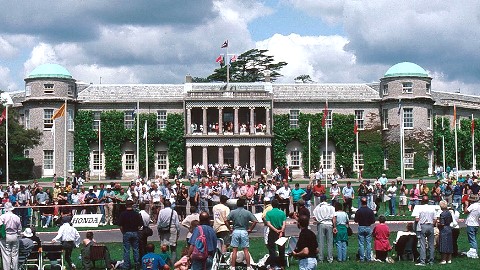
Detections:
202,146,208,169
186,108,192,134
218,146,224,166
250,146,256,177
218,107,223,135
265,107,271,135
234,107,239,134
234,146,240,168
265,146,272,172
186,146,192,173
250,107,255,134
202,107,207,135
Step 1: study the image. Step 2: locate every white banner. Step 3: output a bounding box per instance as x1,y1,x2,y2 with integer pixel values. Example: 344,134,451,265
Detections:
71,214,103,227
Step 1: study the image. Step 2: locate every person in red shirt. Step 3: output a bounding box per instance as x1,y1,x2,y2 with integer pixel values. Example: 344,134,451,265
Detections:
312,180,326,209
373,215,391,262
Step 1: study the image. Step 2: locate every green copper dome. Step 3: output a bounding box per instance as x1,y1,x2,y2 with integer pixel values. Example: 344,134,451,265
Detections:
384,62,428,78
27,63,72,79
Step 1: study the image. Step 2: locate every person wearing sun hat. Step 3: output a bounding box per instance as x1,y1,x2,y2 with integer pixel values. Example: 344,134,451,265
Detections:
0,202,22,270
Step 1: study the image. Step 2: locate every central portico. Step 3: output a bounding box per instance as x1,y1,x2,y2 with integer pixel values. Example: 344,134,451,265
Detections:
184,82,273,173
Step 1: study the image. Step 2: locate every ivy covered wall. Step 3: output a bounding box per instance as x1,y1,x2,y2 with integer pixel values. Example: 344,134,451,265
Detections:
272,112,434,178
74,111,184,179
272,113,356,177
433,116,479,171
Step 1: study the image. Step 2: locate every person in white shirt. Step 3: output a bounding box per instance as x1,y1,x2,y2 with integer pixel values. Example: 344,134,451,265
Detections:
329,181,340,205
312,198,336,263
264,180,277,203
0,202,22,270
465,199,480,258
52,217,81,270
387,181,397,216
276,181,291,216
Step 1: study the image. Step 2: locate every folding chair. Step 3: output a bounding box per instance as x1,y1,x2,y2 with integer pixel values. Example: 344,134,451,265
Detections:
24,249,43,270
212,239,230,270
90,244,109,270
284,236,298,267
42,243,64,270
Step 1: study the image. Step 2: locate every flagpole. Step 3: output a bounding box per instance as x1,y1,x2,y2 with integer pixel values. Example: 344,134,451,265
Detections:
63,99,67,185
226,43,229,86
400,102,405,180
53,122,56,179
325,99,328,188
145,120,148,180
356,124,359,181
308,120,311,175
5,104,8,186
442,117,446,174
136,101,140,177
473,114,476,171
98,120,101,181
454,104,459,174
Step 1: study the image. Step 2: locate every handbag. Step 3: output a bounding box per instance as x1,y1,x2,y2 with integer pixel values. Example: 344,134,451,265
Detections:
143,226,154,237
158,208,174,233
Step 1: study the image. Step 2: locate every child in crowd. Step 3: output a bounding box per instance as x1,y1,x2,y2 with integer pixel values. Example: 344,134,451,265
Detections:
174,247,190,270
159,244,172,267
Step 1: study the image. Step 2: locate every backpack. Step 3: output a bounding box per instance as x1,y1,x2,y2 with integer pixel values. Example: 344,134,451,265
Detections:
191,225,209,260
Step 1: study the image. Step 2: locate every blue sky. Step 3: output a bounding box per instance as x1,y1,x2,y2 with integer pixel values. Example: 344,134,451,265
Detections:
0,0,479,94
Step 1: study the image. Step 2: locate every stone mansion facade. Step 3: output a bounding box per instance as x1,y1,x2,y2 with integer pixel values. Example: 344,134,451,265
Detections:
10,62,480,179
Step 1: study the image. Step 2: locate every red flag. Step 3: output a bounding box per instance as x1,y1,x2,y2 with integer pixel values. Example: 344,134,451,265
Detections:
221,40,228,48
0,108,5,125
472,118,475,134
215,55,223,63
322,101,328,127
230,55,237,63
354,121,358,134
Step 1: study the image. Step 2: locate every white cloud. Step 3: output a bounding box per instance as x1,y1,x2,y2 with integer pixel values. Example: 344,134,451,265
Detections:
0,66,17,91
256,33,389,83
23,43,58,77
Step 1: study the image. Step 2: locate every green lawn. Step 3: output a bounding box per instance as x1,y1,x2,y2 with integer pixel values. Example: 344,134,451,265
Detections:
65,228,474,269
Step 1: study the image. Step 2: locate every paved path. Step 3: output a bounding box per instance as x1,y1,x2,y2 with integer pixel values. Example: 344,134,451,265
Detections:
36,218,466,243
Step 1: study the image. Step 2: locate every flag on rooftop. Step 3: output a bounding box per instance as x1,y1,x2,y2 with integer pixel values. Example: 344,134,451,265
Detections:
221,40,228,48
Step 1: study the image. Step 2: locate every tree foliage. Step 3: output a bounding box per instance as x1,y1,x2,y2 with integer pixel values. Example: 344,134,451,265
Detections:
0,104,42,180
205,49,287,82
294,74,314,83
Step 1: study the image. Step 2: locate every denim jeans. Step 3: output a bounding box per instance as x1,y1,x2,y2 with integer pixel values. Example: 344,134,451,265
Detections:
419,224,435,264
453,195,462,210
389,196,396,215
121,231,139,269
336,241,347,261
467,226,478,250
299,257,317,270
191,256,213,270
317,223,333,262
199,198,209,213
41,215,52,227
357,226,372,261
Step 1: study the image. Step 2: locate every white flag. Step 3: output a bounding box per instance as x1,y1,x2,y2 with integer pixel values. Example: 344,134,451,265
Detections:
143,120,147,139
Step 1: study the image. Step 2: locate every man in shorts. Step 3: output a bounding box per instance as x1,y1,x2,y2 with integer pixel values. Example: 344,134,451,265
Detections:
226,198,258,270
213,195,231,252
